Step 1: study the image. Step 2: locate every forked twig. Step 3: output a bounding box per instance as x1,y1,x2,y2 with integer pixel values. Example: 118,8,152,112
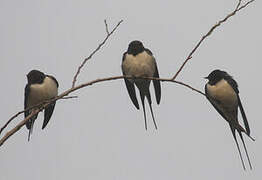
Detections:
172,0,255,80
71,20,123,88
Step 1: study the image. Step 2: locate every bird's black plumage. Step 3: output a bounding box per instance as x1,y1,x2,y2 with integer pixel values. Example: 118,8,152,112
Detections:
205,69,254,170
122,40,161,130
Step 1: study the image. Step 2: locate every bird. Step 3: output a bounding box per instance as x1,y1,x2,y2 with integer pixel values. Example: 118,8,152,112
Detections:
24,70,59,141
205,69,254,170
121,40,161,130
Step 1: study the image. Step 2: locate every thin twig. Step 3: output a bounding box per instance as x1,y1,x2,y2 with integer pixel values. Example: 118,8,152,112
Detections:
104,19,109,35
172,0,255,80
236,0,243,9
61,96,78,100
237,0,254,11
71,20,123,88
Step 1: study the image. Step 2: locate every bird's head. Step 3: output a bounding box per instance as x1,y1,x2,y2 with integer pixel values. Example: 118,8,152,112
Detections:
127,40,144,56
27,70,45,84
205,69,227,85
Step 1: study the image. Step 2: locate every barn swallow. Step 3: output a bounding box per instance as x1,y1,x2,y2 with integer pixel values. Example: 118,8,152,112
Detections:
121,40,161,130
24,70,59,141
205,69,254,170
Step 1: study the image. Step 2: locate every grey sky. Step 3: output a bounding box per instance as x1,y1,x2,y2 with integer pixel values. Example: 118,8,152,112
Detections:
1,0,261,179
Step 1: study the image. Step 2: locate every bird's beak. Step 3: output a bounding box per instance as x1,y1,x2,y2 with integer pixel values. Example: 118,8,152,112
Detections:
204,76,208,79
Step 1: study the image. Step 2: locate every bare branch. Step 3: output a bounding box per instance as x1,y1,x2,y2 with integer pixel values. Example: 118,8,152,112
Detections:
171,0,255,80
0,75,204,147
139,77,206,96
0,96,77,136
0,110,25,136
71,20,123,88
0,103,46,146
0,102,46,136
0,0,255,147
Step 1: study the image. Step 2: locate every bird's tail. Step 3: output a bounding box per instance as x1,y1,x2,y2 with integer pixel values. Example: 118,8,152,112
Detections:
139,92,147,130
230,125,246,170
28,119,35,141
144,89,158,130
26,113,38,141
148,103,158,130
238,131,253,170
235,123,255,141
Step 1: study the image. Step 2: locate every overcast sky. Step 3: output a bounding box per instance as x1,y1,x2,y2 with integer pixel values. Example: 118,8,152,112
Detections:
1,0,261,179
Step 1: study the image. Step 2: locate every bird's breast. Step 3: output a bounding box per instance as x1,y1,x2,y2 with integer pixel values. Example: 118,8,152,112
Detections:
206,79,238,106
27,77,58,107
122,51,156,78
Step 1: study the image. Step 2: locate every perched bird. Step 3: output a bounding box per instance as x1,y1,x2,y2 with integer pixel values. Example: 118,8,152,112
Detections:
24,70,59,141
121,40,161,130
205,69,254,170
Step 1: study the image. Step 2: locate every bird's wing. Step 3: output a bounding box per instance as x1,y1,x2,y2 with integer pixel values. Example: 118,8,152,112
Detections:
42,102,56,129
224,75,239,93
38,75,58,129
225,74,250,135
47,75,59,88
144,48,153,56
153,60,161,104
145,48,161,104
24,84,31,129
122,52,139,109
237,95,250,135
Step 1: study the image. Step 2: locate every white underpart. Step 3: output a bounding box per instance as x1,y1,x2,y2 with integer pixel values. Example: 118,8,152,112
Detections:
122,51,156,83
206,79,238,120
27,77,58,108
